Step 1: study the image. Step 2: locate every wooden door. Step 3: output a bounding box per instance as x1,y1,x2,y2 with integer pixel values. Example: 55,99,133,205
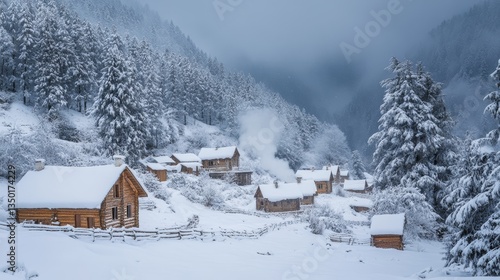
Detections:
75,214,81,228
87,217,95,228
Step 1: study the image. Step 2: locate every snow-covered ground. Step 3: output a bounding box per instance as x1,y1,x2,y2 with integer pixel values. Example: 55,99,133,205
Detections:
0,179,487,280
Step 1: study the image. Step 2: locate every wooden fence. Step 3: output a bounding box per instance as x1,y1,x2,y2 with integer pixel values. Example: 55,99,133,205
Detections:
330,233,371,246
0,219,300,242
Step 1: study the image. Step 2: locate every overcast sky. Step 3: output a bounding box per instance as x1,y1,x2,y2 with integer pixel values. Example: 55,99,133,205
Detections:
136,0,486,117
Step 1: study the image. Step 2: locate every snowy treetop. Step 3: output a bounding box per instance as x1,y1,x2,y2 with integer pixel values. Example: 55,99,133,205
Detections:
198,146,238,160
343,179,367,191
370,213,405,236
296,169,333,181
172,153,201,163
257,182,304,202
16,164,141,209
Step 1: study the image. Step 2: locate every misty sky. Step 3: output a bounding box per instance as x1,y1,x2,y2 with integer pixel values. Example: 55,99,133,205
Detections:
136,0,486,118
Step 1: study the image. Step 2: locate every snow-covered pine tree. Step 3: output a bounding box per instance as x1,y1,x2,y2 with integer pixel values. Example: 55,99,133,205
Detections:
369,58,447,208
16,1,36,104
0,26,14,91
443,59,500,276
351,150,366,179
34,11,66,120
91,41,148,165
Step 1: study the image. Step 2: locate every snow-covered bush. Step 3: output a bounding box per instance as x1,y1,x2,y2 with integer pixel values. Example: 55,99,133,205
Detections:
168,173,225,210
304,204,351,235
332,185,346,197
371,186,439,241
135,170,171,202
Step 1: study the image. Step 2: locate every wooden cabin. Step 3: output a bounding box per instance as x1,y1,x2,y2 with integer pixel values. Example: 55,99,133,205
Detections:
208,170,252,186
295,178,317,205
16,156,148,229
340,169,349,184
254,182,302,212
170,153,202,165
322,165,341,184
343,179,371,194
198,146,240,171
295,169,334,194
180,162,202,176
370,213,405,250
146,163,168,182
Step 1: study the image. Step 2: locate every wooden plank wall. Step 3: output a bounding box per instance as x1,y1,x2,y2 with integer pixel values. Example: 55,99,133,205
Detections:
17,208,101,228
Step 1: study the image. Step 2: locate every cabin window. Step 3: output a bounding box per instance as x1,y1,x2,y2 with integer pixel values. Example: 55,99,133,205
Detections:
112,207,118,220
273,202,278,207
113,185,120,198
260,201,264,206
126,204,132,218
209,161,215,166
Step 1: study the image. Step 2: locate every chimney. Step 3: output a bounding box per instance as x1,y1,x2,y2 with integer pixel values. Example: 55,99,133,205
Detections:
296,177,302,184
35,159,45,171
274,180,279,188
113,155,125,167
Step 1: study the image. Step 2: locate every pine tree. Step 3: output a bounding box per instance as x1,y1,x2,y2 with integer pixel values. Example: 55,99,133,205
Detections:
34,13,66,120
369,58,448,208
91,43,148,165
351,150,366,179
16,1,36,104
443,59,500,276
0,26,14,91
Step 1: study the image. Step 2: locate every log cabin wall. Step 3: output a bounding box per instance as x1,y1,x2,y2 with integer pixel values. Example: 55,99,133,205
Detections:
147,167,167,182
315,181,332,194
264,199,300,212
372,235,403,250
301,196,314,205
17,208,100,228
101,171,140,228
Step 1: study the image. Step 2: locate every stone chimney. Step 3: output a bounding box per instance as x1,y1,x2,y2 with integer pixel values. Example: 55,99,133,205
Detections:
274,180,279,188
35,159,45,171
113,155,125,167
296,177,302,184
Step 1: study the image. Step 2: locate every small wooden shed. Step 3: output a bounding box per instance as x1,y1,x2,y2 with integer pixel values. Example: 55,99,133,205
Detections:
198,146,240,171
370,213,405,250
16,157,148,229
146,163,168,182
295,169,334,194
254,182,302,212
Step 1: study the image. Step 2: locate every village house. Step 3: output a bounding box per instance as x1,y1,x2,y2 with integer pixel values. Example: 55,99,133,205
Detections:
179,162,202,176
322,164,341,184
151,155,176,166
16,156,148,229
295,169,334,194
199,146,252,185
370,213,405,250
198,146,240,171
340,169,350,184
295,177,317,205
343,179,371,194
254,181,303,212
145,163,168,182
171,153,202,164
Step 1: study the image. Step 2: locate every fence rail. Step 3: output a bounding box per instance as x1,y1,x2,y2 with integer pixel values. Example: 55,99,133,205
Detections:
0,219,300,242
330,233,371,246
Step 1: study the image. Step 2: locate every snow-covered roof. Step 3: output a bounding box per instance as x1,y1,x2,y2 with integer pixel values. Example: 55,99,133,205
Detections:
343,180,367,191
165,164,181,173
172,153,201,163
340,170,349,177
296,180,317,196
16,165,146,209
256,182,303,202
198,146,238,160
370,213,405,236
322,165,340,173
152,156,175,164
296,169,333,182
146,163,167,171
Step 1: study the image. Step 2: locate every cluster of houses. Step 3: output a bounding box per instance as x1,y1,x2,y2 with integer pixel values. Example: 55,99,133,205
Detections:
254,164,373,213
142,146,252,186
13,154,404,250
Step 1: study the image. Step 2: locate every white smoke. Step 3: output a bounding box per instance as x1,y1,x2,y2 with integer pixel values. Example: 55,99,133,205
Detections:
238,108,295,182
